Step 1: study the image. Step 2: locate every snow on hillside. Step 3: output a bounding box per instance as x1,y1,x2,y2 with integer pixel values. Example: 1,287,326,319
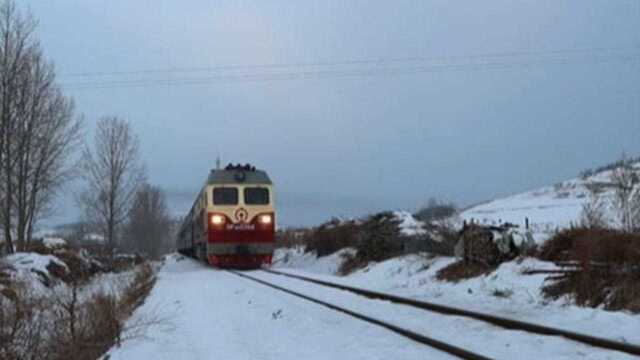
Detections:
273,247,354,275
393,210,427,236
460,164,639,243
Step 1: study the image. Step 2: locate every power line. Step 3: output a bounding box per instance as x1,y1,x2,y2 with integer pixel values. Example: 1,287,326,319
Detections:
60,52,640,91
58,46,640,78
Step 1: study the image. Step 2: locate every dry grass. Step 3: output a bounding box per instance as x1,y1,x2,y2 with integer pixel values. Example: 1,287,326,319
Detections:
539,227,640,312
435,260,496,283
337,252,368,276
539,227,640,264
0,262,159,360
543,270,640,312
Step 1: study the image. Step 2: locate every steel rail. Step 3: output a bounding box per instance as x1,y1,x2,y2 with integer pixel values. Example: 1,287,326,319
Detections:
228,270,493,360
263,268,640,357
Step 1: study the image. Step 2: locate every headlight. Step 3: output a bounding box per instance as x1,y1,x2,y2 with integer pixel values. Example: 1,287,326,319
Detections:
211,214,225,225
259,214,272,225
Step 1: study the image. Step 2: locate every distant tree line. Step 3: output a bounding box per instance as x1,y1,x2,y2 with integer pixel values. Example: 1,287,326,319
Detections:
579,153,640,180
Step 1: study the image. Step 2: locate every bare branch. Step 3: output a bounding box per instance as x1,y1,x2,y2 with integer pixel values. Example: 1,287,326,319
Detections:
79,117,146,250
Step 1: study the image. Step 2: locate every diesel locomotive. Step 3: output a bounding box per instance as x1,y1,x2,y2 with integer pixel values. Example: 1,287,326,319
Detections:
176,164,275,268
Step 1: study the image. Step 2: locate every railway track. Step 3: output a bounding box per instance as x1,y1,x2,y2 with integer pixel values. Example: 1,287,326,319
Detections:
229,268,640,359
263,268,640,357
228,270,492,360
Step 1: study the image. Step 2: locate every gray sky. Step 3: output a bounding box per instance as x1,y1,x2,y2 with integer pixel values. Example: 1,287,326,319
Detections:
21,1,640,227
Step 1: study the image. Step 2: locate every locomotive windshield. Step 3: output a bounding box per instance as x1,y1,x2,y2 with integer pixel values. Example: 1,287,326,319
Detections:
244,187,269,205
213,187,238,205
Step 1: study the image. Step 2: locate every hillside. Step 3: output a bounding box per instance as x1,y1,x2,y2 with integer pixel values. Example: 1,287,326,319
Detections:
460,162,640,243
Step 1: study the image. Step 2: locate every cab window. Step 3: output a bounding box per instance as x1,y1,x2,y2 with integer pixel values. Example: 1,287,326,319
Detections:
213,187,238,205
244,187,269,205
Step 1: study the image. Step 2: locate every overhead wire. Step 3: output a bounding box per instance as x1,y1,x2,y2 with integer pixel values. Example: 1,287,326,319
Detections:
58,46,639,79
59,51,640,91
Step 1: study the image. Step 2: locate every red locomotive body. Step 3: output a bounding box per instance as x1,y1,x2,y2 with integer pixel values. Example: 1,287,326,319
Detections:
177,164,275,268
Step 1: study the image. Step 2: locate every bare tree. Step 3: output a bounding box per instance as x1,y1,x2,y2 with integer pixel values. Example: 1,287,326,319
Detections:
609,154,640,232
415,198,457,223
122,184,172,258
79,117,145,250
580,183,608,229
0,0,81,253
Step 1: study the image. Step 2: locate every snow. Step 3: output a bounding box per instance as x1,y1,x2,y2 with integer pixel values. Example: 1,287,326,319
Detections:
393,210,427,236
84,233,106,243
459,167,635,243
250,269,636,359
107,255,637,359
106,255,453,360
42,237,67,248
4,252,68,274
272,246,354,275
275,251,640,350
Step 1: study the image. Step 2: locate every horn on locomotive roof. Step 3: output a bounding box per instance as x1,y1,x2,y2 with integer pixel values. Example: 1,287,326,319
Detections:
224,163,256,172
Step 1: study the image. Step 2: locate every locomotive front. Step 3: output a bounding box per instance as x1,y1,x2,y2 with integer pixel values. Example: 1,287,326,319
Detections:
177,164,275,268
206,165,275,268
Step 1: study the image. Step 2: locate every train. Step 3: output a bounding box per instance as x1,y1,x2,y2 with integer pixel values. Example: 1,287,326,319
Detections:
176,164,275,268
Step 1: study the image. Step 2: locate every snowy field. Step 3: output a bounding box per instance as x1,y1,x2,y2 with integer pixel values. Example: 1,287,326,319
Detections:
105,254,638,359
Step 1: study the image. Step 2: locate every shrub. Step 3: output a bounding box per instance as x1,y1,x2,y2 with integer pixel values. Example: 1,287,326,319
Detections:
539,227,640,265
275,228,309,248
435,260,496,283
0,285,51,360
354,212,403,262
539,227,640,312
337,212,404,274
0,262,158,360
415,198,457,223
304,218,361,257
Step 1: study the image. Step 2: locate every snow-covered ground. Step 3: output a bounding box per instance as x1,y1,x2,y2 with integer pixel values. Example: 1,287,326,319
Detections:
274,248,640,350
104,254,638,359
460,165,637,243
1,252,70,294
106,255,454,360
0,251,142,299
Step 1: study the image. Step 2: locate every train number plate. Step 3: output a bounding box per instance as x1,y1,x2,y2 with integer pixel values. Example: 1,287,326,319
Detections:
225,223,256,231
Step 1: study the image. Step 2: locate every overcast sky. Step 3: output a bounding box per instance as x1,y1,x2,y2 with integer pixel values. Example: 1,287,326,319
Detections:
20,1,640,227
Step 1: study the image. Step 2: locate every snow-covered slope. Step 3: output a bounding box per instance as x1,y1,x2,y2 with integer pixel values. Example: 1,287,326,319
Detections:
460,164,639,243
